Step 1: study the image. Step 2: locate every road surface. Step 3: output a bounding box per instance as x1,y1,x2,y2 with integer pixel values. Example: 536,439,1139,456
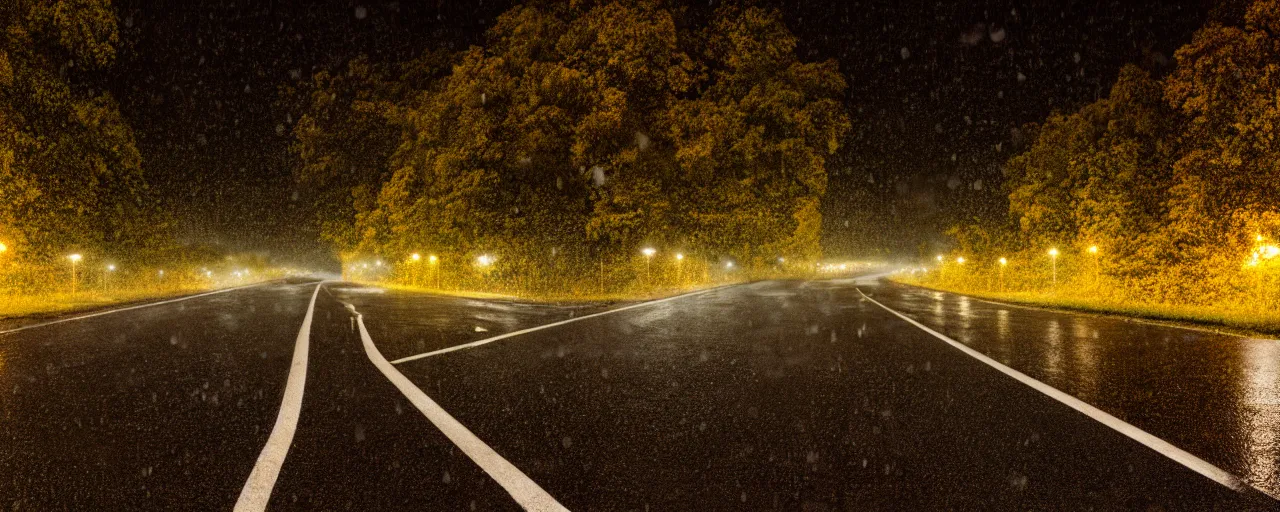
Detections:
1,276,1276,510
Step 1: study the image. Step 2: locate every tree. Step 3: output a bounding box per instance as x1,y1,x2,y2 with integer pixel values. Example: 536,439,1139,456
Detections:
300,1,851,278
0,0,170,264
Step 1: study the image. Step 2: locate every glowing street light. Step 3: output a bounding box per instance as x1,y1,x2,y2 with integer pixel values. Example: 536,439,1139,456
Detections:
476,254,494,267
936,255,944,263
641,247,656,284
1048,248,1059,287
428,254,440,289
674,253,685,284
1087,245,1098,254
956,256,965,264
998,257,1008,290
68,253,83,295
411,253,422,262
0,241,7,254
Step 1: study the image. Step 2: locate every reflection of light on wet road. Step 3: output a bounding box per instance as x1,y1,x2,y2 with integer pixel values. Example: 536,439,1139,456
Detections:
1240,339,1280,494
957,296,972,330
1044,320,1063,378
931,292,946,327
1071,318,1100,399
996,310,1010,342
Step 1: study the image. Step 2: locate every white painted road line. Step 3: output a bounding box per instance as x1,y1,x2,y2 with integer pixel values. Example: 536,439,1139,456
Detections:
352,306,569,512
235,282,324,512
391,286,724,364
856,287,1268,498
0,281,279,336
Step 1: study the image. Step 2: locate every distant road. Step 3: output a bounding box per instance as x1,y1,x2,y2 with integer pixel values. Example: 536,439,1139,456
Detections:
2,277,1275,509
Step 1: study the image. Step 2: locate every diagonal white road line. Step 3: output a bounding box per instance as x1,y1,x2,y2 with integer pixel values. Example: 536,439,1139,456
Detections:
856,286,1277,501
351,304,569,511
390,286,724,364
235,282,324,512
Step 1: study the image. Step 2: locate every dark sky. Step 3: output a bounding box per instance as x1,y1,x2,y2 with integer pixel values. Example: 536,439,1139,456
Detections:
105,0,1213,264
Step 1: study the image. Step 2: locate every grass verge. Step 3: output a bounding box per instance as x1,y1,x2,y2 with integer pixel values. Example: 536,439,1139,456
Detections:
0,284,250,322
350,279,744,305
890,276,1280,338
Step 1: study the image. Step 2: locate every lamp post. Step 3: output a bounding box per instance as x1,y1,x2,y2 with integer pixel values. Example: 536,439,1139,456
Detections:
675,253,685,285
104,264,116,292
641,247,656,284
1087,245,1099,285
429,254,439,289
1048,248,1059,287
68,253,83,295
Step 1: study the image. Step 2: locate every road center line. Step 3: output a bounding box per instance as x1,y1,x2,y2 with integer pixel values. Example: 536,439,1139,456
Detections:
855,287,1270,498
0,281,282,336
351,305,569,512
234,282,324,512
391,286,723,364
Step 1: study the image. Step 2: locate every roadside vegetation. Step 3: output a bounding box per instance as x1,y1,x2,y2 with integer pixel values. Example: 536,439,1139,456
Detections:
910,0,1280,335
289,1,851,298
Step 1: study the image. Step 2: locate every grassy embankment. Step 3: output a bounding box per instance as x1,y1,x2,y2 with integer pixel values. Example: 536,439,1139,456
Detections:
891,272,1280,337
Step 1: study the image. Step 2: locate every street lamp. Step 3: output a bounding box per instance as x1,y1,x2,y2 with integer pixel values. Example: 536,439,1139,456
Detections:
1087,245,1100,284
1048,248,1059,287
641,247,656,284
68,253,83,295
476,254,494,267
104,264,116,292
998,257,1007,291
429,254,439,289
674,253,685,284
956,256,965,264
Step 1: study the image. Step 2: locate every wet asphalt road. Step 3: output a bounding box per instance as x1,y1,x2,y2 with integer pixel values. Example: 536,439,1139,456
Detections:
1,276,1277,510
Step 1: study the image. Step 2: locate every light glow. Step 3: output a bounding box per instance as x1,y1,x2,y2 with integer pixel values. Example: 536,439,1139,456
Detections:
68,253,83,262
1048,248,1059,257
999,257,1008,266
642,247,656,257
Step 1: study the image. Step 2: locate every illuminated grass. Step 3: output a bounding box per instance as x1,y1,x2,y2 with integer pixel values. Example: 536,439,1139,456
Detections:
0,286,221,320
892,276,1280,337
359,280,741,304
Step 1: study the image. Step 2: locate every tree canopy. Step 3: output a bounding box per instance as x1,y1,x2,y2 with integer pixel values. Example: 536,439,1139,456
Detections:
1,0,170,265
292,1,850,274
970,0,1280,301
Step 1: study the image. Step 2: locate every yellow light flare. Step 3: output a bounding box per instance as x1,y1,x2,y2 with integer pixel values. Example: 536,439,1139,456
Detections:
1088,245,1098,254
1048,248,1059,257
999,257,1008,266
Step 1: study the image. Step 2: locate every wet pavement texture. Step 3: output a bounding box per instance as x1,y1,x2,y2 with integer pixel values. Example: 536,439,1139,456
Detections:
0,280,318,509
860,279,1280,498
2,277,1276,510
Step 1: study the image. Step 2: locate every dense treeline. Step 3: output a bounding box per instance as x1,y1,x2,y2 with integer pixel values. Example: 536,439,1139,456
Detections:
292,1,850,291
939,0,1280,312
1,0,171,266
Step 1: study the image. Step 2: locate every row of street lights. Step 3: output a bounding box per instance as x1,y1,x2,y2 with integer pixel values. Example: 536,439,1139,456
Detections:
937,245,1102,288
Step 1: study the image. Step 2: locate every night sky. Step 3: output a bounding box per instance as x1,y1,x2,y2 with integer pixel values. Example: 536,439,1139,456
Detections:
104,0,1213,264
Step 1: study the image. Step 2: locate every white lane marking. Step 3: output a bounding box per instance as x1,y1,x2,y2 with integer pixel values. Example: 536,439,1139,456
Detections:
855,287,1264,496
391,286,723,364
352,306,569,512
0,281,284,336
235,282,324,512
